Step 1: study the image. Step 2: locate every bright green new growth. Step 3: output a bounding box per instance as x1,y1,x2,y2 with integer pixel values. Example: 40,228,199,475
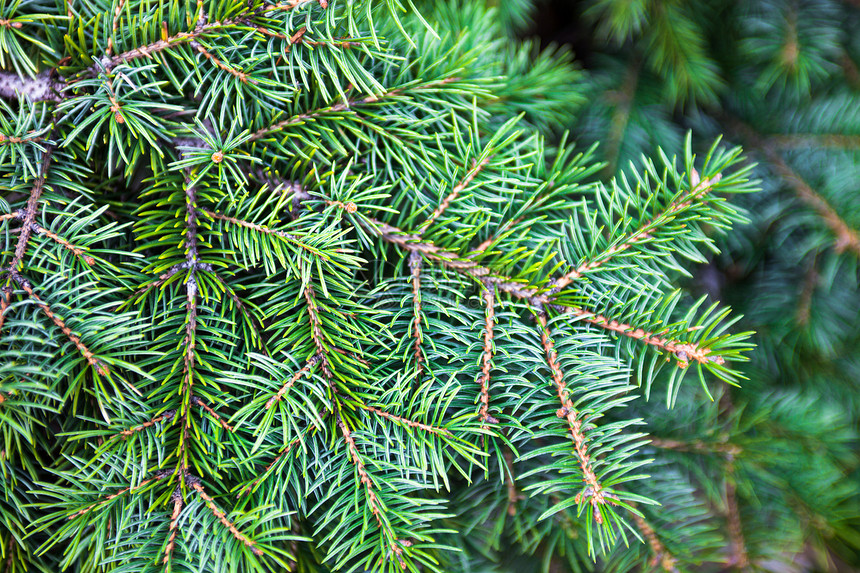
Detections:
0,0,756,571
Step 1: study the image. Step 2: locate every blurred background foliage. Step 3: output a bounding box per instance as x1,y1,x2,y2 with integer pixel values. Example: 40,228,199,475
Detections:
484,0,860,570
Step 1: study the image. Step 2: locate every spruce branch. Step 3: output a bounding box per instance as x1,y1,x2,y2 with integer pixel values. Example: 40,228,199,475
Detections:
67,470,173,519
110,410,176,439
6,145,54,271
409,251,424,379
9,271,108,375
416,155,491,233
265,355,319,409
630,512,678,572
649,437,741,457
187,474,264,556
200,208,327,257
477,286,496,428
726,115,860,257
247,77,460,142
335,404,405,569
552,169,723,290
163,487,183,568
190,395,234,432
353,402,451,436
0,71,62,102
356,214,724,365
304,286,333,380
537,314,609,521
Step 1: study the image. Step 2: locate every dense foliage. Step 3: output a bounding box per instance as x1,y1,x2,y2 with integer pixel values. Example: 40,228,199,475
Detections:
0,0,855,572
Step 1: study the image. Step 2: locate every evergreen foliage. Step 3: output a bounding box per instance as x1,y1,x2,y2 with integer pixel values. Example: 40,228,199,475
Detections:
553,0,860,570
0,0,849,572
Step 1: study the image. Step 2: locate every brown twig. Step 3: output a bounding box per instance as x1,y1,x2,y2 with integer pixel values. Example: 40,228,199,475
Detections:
200,208,321,256
630,512,678,572
256,24,356,50
567,307,722,367
725,470,750,571
336,408,405,569
238,442,298,497
10,271,108,375
192,42,257,84
409,251,424,379
477,287,495,428
31,221,96,264
96,19,240,73
67,470,172,519
355,214,721,365
187,475,264,556
537,314,608,523
304,286,332,379
605,57,641,176
0,287,10,333
0,132,43,144
191,395,233,432
265,355,319,409
417,156,491,233
248,77,459,142
106,0,128,55
726,115,860,258
355,403,450,436
162,486,183,568
502,448,521,516
649,437,741,457
552,170,723,290
7,146,54,271
112,410,176,439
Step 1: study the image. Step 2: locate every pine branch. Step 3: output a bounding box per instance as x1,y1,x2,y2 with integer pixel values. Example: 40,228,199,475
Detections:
357,214,723,365
265,355,319,409
537,315,609,522
2,211,95,264
726,115,860,257
552,169,723,290
416,156,491,233
477,287,495,428
409,251,424,379
248,77,460,142
630,512,678,572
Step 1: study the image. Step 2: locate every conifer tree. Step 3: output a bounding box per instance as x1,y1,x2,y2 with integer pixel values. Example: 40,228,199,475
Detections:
0,0,822,572
549,0,860,570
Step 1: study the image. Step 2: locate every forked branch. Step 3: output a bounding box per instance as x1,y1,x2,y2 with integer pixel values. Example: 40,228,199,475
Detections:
354,214,722,365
